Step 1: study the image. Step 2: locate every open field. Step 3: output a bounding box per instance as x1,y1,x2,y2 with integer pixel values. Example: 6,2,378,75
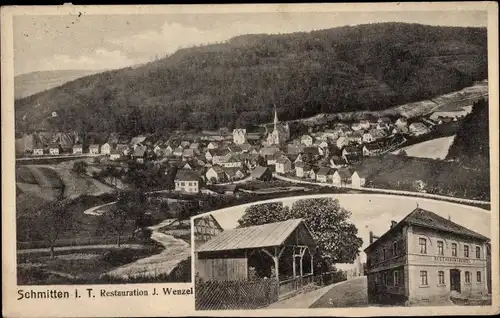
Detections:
17,242,163,285
392,136,456,159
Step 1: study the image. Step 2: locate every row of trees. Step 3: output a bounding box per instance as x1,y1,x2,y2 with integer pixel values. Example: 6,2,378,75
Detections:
16,23,487,134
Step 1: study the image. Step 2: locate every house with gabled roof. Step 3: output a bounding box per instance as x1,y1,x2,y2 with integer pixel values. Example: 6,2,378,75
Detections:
72,144,83,154
109,149,121,161
223,167,246,181
133,146,147,163
275,155,292,174
363,143,383,156
175,170,202,193
332,168,352,186
220,155,243,168
101,142,112,155
351,170,369,188
194,215,224,250
250,166,272,181
89,144,100,155
48,143,60,155
365,207,489,306
316,167,332,183
206,166,226,183
212,148,232,165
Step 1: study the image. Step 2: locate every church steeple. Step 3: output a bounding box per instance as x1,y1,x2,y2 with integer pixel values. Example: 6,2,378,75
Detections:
273,104,279,130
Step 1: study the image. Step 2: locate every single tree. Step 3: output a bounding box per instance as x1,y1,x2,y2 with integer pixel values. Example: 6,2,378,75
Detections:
397,149,408,156
72,160,88,174
237,198,363,263
237,202,289,227
34,199,78,259
171,200,199,220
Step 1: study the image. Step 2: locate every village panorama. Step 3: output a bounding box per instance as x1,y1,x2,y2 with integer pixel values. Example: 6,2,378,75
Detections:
13,12,492,310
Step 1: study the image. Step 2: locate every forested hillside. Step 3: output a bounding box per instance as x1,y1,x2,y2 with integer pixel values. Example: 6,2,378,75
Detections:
447,98,489,166
15,23,487,134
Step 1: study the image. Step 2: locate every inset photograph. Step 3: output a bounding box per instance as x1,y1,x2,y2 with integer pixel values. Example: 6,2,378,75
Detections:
193,195,491,310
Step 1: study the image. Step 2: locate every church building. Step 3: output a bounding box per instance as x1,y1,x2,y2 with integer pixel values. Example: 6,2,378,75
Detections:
266,106,290,146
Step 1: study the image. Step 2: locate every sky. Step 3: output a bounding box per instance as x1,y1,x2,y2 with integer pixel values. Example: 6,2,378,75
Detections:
202,194,491,264
13,10,488,76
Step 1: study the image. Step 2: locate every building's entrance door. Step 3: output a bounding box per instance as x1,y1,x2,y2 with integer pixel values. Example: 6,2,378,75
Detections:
450,269,461,293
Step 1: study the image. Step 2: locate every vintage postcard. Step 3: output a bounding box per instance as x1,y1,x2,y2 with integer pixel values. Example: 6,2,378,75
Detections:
2,2,499,317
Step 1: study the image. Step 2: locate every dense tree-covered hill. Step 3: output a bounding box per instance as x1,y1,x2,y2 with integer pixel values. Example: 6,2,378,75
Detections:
15,23,487,134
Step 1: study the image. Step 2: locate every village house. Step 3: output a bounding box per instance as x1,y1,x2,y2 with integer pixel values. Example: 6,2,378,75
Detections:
301,134,314,147
48,143,60,155
153,144,164,157
206,166,226,183
72,144,83,154
332,168,352,187
250,166,272,181
430,107,471,122
207,142,220,150
316,167,332,183
363,143,383,156
351,170,368,188
363,132,375,143
308,167,320,180
89,144,100,155
227,145,242,154
342,146,361,161
232,129,247,145
100,142,111,155
294,161,308,178
182,148,198,159
173,147,184,157
193,215,224,251
223,167,246,181
129,136,147,150
396,117,408,128
239,143,253,153
109,149,121,161
275,156,292,174
409,122,430,136
189,142,201,150
180,140,191,148
365,208,489,306
293,153,304,164
175,170,202,193
32,144,44,156
368,129,388,141
212,149,232,165
133,146,147,163
287,143,305,155
392,126,410,135
220,155,243,168
116,144,131,156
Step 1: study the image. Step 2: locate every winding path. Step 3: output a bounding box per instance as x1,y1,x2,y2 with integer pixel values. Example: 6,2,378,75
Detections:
103,219,191,279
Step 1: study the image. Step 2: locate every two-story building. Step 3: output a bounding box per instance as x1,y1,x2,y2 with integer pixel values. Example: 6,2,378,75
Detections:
174,171,202,193
364,207,489,306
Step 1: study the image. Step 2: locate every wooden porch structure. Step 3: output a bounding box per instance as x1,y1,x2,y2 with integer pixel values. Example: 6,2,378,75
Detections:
195,218,317,297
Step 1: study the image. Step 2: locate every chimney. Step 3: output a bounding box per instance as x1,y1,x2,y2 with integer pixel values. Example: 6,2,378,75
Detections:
390,220,398,229
369,231,374,244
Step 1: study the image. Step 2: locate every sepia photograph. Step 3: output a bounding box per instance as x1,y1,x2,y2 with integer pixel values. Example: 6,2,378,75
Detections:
193,196,491,310
2,2,498,317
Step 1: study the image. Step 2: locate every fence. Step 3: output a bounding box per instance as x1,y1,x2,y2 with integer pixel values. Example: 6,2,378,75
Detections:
17,234,138,250
278,273,314,296
195,279,279,310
